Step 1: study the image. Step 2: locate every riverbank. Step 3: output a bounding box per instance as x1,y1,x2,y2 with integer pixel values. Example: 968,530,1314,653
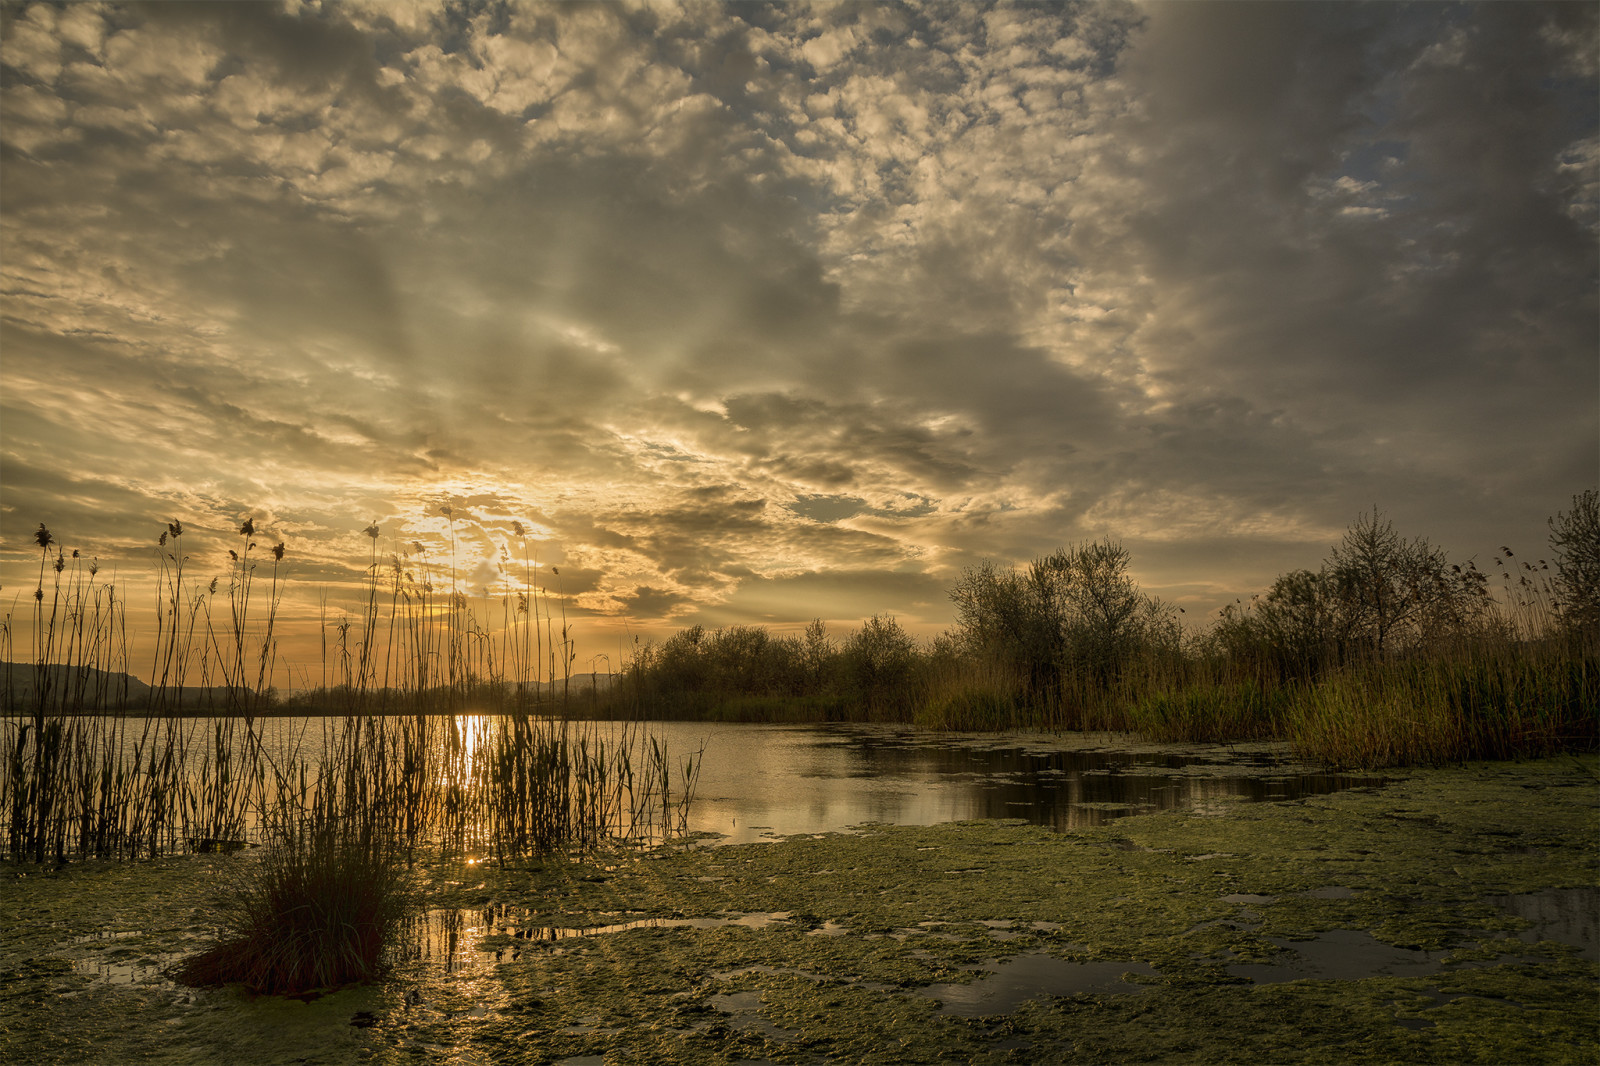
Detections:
3,753,1595,1064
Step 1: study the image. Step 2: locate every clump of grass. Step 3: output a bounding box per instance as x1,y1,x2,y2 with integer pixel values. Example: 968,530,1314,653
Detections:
176,804,411,994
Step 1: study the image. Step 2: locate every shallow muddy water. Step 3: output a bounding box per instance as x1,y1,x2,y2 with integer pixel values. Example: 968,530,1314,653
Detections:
671,723,1385,843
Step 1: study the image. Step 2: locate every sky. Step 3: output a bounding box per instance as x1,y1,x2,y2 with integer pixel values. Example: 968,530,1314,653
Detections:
1,1,1596,686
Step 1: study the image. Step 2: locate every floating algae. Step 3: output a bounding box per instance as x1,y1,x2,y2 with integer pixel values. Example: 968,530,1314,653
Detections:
3,751,1594,1064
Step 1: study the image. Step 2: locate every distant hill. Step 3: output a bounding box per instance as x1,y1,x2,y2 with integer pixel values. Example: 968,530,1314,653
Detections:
0,662,251,714
0,663,620,715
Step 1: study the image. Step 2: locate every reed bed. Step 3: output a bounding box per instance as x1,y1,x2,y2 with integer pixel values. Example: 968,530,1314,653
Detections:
0,710,701,865
2,514,700,867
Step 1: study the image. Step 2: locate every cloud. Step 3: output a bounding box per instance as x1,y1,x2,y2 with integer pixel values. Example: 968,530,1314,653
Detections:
2,1,1593,680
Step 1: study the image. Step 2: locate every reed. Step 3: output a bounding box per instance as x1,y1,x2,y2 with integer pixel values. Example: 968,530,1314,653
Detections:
1284,644,1598,768
2,513,700,868
1125,679,1291,743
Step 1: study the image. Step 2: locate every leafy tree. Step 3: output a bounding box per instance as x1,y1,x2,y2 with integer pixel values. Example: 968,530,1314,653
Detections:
1214,569,1348,680
1046,541,1157,686
840,615,917,715
801,619,836,690
949,559,1063,701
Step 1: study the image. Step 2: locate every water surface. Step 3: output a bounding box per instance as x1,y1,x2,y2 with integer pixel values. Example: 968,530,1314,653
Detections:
670,723,1385,844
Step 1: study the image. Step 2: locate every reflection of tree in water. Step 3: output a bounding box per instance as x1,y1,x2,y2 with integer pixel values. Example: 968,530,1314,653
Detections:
838,738,1385,829
1491,886,1599,963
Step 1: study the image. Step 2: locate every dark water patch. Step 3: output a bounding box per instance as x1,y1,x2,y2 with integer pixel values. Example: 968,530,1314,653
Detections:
1225,929,1557,985
1228,930,1454,983
919,953,1158,1016
1488,885,1598,963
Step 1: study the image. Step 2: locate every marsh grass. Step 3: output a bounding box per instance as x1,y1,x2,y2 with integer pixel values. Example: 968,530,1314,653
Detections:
3,516,700,880
1282,644,1598,767
1124,679,1291,743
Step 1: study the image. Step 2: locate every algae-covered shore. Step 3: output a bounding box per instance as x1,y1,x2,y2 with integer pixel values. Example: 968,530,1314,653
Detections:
3,753,1595,1065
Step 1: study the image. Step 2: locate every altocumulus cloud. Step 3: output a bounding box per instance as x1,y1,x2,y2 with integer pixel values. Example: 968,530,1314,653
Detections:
1,1,1594,676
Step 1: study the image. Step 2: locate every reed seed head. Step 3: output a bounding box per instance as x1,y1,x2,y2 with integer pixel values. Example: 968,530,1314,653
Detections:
364,523,380,540
274,542,285,561
240,518,255,537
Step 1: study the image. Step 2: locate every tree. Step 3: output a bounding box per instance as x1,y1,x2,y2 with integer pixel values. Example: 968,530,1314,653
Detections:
841,615,917,715
949,559,1063,701
801,619,836,691
1251,568,1349,679
1325,508,1487,656
1549,489,1600,636
949,539,1171,699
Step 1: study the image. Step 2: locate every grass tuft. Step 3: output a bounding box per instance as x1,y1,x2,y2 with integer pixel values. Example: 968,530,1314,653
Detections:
175,810,411,994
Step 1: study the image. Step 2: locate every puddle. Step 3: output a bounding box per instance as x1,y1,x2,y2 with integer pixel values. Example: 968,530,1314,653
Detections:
65,930,180,985
1220,886,1598,987
1227,930,1457,983
400,906,824,967
706,989,801,1041
1488,886,1598,963
919,953,1158,1016
71,949,177,985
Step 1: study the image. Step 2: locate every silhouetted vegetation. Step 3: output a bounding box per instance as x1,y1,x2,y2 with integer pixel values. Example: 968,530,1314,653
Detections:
607,497,1598,768
4,492,1596,874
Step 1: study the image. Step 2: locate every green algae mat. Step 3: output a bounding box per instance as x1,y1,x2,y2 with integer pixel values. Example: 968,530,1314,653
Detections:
3,754,1596,1064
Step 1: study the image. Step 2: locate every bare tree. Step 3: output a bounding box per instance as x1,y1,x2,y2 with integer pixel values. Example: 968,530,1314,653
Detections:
1549,489,1600,635
1325,508,1488,656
